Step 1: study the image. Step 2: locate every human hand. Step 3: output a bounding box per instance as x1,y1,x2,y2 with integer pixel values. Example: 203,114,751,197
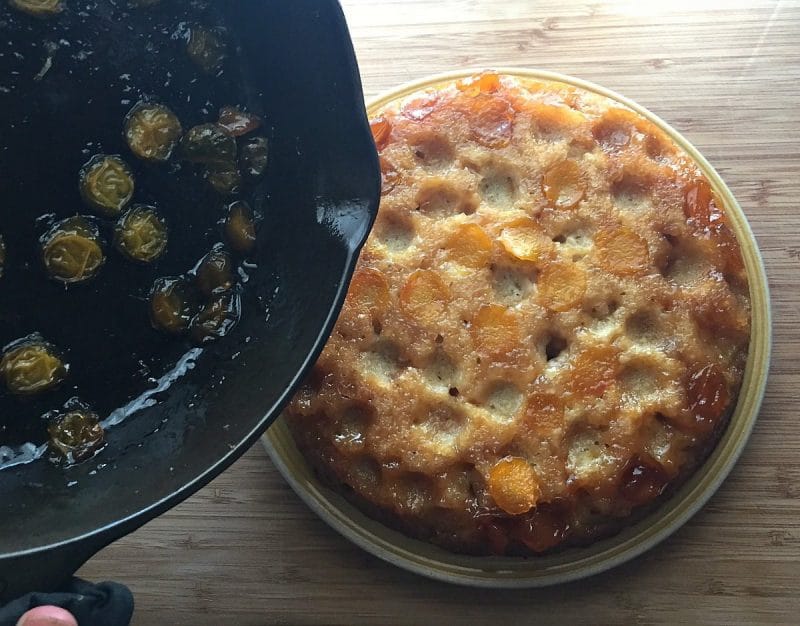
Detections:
16,606,77,626
0,578,132,626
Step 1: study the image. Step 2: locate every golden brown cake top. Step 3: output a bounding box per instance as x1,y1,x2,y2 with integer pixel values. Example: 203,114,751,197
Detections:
286,73,751,555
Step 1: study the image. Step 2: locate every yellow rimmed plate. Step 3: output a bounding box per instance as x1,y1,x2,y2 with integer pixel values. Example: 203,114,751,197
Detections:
263,69,771,588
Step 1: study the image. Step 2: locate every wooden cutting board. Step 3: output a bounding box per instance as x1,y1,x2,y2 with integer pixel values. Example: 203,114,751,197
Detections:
80,1,800,623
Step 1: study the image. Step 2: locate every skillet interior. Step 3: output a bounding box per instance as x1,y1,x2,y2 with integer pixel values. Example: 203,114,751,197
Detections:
0,0,378,599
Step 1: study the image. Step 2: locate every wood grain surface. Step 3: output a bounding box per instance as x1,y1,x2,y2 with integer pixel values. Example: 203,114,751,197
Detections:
79,1,800,624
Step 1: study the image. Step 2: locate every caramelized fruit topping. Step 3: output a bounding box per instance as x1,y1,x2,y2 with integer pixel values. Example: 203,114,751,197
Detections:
684,363,730,434
469,95,514,148
370,117,392,150
399,269,450,328
542,160,585,209
618,453,670,506
537,261,586,312
595,226,650,275
471,304,521,357
568,346,619,398
684,178,724,231
487,456,541,515
444,223,492,268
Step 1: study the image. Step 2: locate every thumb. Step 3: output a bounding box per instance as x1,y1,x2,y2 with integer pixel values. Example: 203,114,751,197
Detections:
16,606,78,626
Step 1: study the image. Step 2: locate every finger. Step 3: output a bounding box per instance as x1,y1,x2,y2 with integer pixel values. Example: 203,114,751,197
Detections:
16,605,79,626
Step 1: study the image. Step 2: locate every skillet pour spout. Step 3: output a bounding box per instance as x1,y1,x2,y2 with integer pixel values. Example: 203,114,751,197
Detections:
0,0,379,601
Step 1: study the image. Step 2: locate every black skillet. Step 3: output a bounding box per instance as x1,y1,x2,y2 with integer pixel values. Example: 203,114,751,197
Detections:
0,0,379,601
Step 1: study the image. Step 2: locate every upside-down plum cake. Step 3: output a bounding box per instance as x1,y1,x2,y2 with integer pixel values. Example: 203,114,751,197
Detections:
284,73,751,555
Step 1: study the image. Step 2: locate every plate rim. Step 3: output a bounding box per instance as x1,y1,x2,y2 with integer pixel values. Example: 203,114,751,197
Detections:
262,67,772,588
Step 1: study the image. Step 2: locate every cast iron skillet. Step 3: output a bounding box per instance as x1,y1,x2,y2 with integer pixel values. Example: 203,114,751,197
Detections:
0,0,379,601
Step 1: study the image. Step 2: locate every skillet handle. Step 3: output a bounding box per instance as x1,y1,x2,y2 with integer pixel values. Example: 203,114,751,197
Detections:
0,539,102,604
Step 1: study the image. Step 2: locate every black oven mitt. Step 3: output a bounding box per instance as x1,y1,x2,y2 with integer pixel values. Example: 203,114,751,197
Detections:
0,578,133,626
